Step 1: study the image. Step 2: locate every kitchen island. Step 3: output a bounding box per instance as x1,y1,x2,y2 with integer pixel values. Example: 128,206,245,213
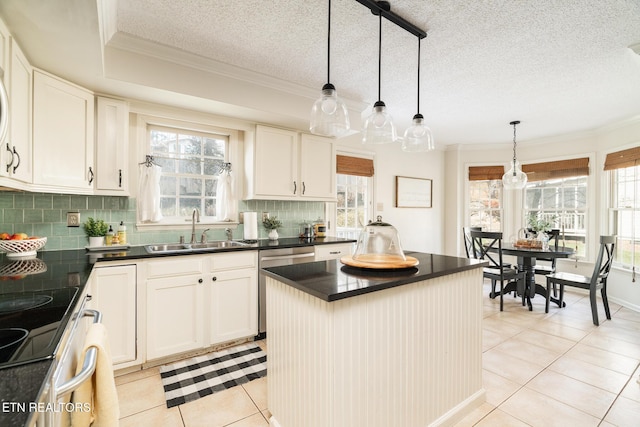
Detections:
262,252,486,427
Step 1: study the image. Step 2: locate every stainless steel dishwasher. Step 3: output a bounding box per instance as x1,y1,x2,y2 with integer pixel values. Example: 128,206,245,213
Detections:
258,246,315,336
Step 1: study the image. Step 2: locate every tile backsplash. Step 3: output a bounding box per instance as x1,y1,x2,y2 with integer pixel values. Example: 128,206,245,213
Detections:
0,192,325,251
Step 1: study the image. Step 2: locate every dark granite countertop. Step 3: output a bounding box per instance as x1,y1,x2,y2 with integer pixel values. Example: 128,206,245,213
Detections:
262,252,486,302
0,237,354,426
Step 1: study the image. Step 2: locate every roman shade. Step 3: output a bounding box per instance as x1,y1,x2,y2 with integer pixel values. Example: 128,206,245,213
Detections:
468,166,505,181
336,155,374,177
522,158,589,182
603,146,640,171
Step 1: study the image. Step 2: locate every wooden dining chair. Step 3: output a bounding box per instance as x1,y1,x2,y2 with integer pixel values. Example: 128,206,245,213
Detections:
462,227,481,258
534,229,561,295
470,230,526,311
545,235,615,326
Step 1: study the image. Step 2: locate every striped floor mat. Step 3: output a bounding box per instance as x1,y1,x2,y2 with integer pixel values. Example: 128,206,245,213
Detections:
159,342,267,408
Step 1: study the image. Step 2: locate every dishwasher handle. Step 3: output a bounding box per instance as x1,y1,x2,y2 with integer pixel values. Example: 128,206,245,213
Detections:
260,252,315,262
55,309,102,398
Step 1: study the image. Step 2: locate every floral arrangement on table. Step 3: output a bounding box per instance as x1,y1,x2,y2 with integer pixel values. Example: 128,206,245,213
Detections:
263,216,283,240
527,212,557,234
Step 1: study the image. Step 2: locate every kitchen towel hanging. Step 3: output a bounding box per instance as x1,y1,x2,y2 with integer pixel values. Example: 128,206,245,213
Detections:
243,212,258,240
138,162,163,222
216,165,235,221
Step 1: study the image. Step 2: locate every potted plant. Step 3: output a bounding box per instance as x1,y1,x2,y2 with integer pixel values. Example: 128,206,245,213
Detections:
527,213,557,249
84,217,109,247
263,216,283,240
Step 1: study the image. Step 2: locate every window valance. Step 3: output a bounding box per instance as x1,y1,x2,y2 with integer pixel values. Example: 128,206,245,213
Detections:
336,155,374,177
603,146,640,171
522,157,589,182
468,166,505,181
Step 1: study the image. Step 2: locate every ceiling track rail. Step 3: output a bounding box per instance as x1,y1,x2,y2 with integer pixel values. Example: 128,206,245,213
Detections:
355,0,427,39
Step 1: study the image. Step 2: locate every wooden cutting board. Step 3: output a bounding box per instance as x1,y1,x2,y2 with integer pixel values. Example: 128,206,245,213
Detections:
340,254,419,269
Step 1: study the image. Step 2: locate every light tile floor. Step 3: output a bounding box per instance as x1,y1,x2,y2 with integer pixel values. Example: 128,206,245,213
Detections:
115,282,640,426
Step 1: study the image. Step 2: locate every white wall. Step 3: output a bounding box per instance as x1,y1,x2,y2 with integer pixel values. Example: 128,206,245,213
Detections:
336,134,445,254
444,116,640,311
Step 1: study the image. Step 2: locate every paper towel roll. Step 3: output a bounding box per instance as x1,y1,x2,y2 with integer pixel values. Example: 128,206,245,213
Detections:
243,212,258,240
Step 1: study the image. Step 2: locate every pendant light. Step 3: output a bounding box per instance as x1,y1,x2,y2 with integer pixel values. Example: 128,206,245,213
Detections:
402,36,434,152
362,3,397,145
502,120,528,190
310,0,350,138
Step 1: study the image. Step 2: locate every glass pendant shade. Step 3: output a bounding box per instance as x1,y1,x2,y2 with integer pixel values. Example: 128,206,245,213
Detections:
362,101,397,144
402,114,434,152
310,83,350,137
502,160,528,189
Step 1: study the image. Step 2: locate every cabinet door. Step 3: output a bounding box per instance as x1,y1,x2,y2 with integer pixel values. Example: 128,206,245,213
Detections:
147,274,204,360
32,70,94,191
209,268,258,345
92,265,137,366
254,125,298,198
95,97,129,194
6,39,32,183
299,134,336,200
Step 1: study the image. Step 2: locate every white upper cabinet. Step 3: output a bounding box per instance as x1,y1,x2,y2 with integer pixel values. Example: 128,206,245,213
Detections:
245,125,336,201
32,70,94,193
4,38,32,184
95,96,129,195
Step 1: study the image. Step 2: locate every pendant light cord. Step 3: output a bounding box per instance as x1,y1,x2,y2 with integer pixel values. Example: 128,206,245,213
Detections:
416,37,421,115
377,12,382,102
327,0,331,84
512,122,518,173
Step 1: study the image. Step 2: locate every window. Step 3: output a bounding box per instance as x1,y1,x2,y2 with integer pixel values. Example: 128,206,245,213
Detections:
609,165,640,270
524,176,587,257
468,166,504,232
335,155,374,239
148,124,228,223
605,146,640,271
336,174,372,238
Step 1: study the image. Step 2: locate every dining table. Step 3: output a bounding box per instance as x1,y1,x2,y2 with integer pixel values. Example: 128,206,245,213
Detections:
497,244,575,311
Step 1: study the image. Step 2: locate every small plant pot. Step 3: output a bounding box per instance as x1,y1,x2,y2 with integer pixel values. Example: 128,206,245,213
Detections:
89,236,105,247
268,229,279,240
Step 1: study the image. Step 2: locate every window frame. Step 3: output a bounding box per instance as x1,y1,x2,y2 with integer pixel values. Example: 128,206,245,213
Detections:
135,114,241,229
609,164,640,272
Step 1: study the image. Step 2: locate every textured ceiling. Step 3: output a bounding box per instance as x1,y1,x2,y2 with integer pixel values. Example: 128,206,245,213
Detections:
1,0,640,146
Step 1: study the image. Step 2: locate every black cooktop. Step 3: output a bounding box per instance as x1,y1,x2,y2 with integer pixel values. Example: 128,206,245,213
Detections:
0,252,91,370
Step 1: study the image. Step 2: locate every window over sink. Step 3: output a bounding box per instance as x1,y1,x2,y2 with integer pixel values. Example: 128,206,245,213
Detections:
138,114,240,227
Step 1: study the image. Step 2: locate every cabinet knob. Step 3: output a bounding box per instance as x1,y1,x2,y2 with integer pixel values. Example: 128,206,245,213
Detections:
88,167,94,185
5,143,13,173
198,278,203,283
118,169,122,187
212,276,217,281
293,181,297,195
302,181,306,195
11,147,20,174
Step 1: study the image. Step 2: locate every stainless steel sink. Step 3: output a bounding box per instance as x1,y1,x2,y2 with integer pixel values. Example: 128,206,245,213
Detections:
144,243,192,254
145,240,250,254
190,240,250,250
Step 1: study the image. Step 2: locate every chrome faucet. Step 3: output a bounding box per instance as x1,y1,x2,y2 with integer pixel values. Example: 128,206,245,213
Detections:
225,228,233,241
190,208,200,244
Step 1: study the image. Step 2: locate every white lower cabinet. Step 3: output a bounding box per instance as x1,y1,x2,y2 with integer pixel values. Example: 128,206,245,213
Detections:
91,264,137,367
146,273,205,360
145,251,258,361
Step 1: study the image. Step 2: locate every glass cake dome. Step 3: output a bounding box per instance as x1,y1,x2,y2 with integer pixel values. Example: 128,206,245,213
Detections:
352,216,406,264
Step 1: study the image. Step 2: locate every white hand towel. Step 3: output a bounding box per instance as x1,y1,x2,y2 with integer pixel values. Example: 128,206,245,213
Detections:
138,164,163,222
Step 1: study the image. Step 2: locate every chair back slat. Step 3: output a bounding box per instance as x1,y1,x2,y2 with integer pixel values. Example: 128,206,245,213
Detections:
463,227,482,259
592,235,616,284
470,230,504,270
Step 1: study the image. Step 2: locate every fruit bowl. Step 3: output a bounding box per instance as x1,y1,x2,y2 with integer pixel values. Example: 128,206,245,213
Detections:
0,237,47,259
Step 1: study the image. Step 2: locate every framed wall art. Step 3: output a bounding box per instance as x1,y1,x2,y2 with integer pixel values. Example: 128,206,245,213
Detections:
395,176,432,208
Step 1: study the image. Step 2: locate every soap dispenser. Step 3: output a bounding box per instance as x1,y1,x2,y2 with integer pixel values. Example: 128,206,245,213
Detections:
118,221,127,245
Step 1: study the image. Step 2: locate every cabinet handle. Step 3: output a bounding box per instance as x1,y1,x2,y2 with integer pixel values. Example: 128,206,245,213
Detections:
11,147,20,174
118,169,122,187
88,167,94,185
212,276,217,281
5,143,13,173
293,181,297,195
198,278,203,283
302,181,306,195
